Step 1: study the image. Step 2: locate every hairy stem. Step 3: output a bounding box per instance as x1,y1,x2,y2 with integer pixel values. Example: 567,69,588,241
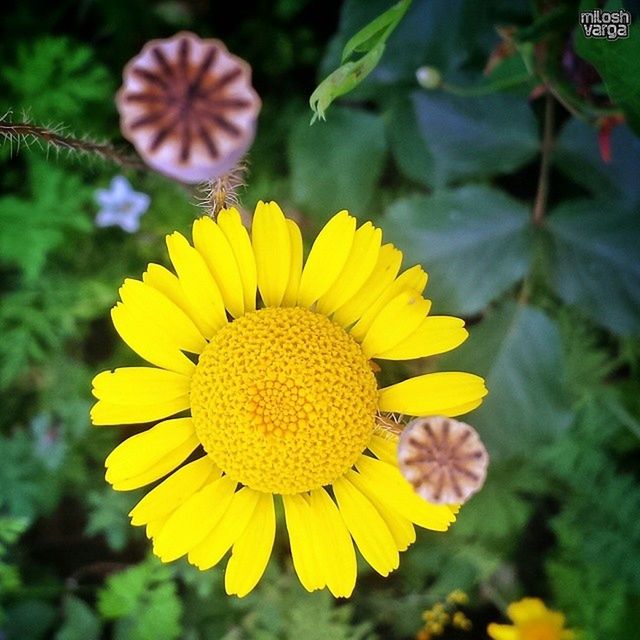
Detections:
0,119,146,171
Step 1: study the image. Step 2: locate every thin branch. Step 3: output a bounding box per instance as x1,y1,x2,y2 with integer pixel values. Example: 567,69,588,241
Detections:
0,118,146,171
532,93,555,226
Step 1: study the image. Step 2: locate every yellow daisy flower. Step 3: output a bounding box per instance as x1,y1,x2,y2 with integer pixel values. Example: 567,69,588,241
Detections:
487,598,575,640
91,202,487,598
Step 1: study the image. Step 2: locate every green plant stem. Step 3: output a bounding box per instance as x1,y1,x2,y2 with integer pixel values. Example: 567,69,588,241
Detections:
0,119,146,170
533,94,555,226
440,73,531,97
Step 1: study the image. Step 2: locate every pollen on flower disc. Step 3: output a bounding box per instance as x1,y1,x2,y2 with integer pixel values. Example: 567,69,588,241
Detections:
398,416,489,504
117,31,261,183
190,307,378,494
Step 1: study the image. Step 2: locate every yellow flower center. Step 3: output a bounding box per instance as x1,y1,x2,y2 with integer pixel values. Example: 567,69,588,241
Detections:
190,307,378,494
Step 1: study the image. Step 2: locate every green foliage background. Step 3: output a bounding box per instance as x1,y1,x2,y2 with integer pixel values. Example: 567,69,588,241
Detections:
1,1,639,638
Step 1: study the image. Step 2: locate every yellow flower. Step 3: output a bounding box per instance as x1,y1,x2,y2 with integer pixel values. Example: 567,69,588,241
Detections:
487,598,575,640
91,202,487,597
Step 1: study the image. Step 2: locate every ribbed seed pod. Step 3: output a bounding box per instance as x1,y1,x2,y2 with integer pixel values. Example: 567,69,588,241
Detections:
398,416,489,504
117,32,261,183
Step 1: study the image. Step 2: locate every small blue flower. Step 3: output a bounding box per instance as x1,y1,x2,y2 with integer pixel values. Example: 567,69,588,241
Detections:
94,175,150,233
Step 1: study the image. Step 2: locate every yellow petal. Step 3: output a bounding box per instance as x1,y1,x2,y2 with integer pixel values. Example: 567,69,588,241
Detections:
282,219,303,306
316,222,382,316
282,493,324,592
252,201,290,307
354,455,456,531
367,433,398,465
189,487,260,570
360,290,431,357
308,487,356,598
349,474,416,552
217,208,257,312
129,457,220,526
225,492,276,597
192,216,245,318
350,265,428,341
92,367,190,404
332,475,399,576
143,263,213,336
153,475,237,561
375,316,468,360
105,418,199,490
90,398,189,426
378,372,488,416
145,514,169,539
111,303,194,375
166,231,227,336
332,244,403,328
487,624,518,640
507,598,550,624
297,211,356,308
119,279,205,353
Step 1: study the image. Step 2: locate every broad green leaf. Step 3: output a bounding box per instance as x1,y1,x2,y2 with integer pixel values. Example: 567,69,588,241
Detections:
442,302,573,457
56,597,101,640
341,0,411,62
545,199,640,335
384,186,533,314
3,600,57,640
387,91,538,188
554,118,640,209
575,0,640,134
289,106,386,221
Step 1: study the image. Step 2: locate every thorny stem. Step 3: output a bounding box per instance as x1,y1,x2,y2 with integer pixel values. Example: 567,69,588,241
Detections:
0,119,146,171
532,93,555,226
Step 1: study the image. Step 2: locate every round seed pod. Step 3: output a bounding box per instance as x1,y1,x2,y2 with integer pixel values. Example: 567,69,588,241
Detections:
398,416,489,504
116,32,261,183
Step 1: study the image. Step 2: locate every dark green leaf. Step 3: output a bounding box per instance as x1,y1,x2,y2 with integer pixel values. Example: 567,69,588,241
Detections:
554,118,640,209
387,91,538,187
545,199,640,335
384,186,533,314
575,0,640,134
442,302,573,457
289,106,386,221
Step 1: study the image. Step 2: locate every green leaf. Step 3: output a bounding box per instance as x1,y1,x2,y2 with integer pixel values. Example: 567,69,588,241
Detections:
442,302,573,457
309,0,411,120
289,106,386,221
56,597,101,640
545,199,640,335
309,43,386,123
554,118,640,209
575,0,640,134
3,36,112,123
341,0,411,62
0,158,92,281
384,186,533,314
387,91,538,188
3,600,57,640
98,557,182,640
85,489,139,552
452,460,547,540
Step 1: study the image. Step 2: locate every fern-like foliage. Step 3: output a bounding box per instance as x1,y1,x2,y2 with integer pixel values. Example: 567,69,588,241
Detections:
98,557,183,640
0,158,92,281
3,37,112,122
0,273,110,390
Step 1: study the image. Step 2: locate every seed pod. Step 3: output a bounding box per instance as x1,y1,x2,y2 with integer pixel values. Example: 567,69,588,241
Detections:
398,416,489,504
116,32,261,183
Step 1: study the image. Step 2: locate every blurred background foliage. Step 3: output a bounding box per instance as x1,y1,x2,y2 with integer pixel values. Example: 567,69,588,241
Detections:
1,0,639,638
